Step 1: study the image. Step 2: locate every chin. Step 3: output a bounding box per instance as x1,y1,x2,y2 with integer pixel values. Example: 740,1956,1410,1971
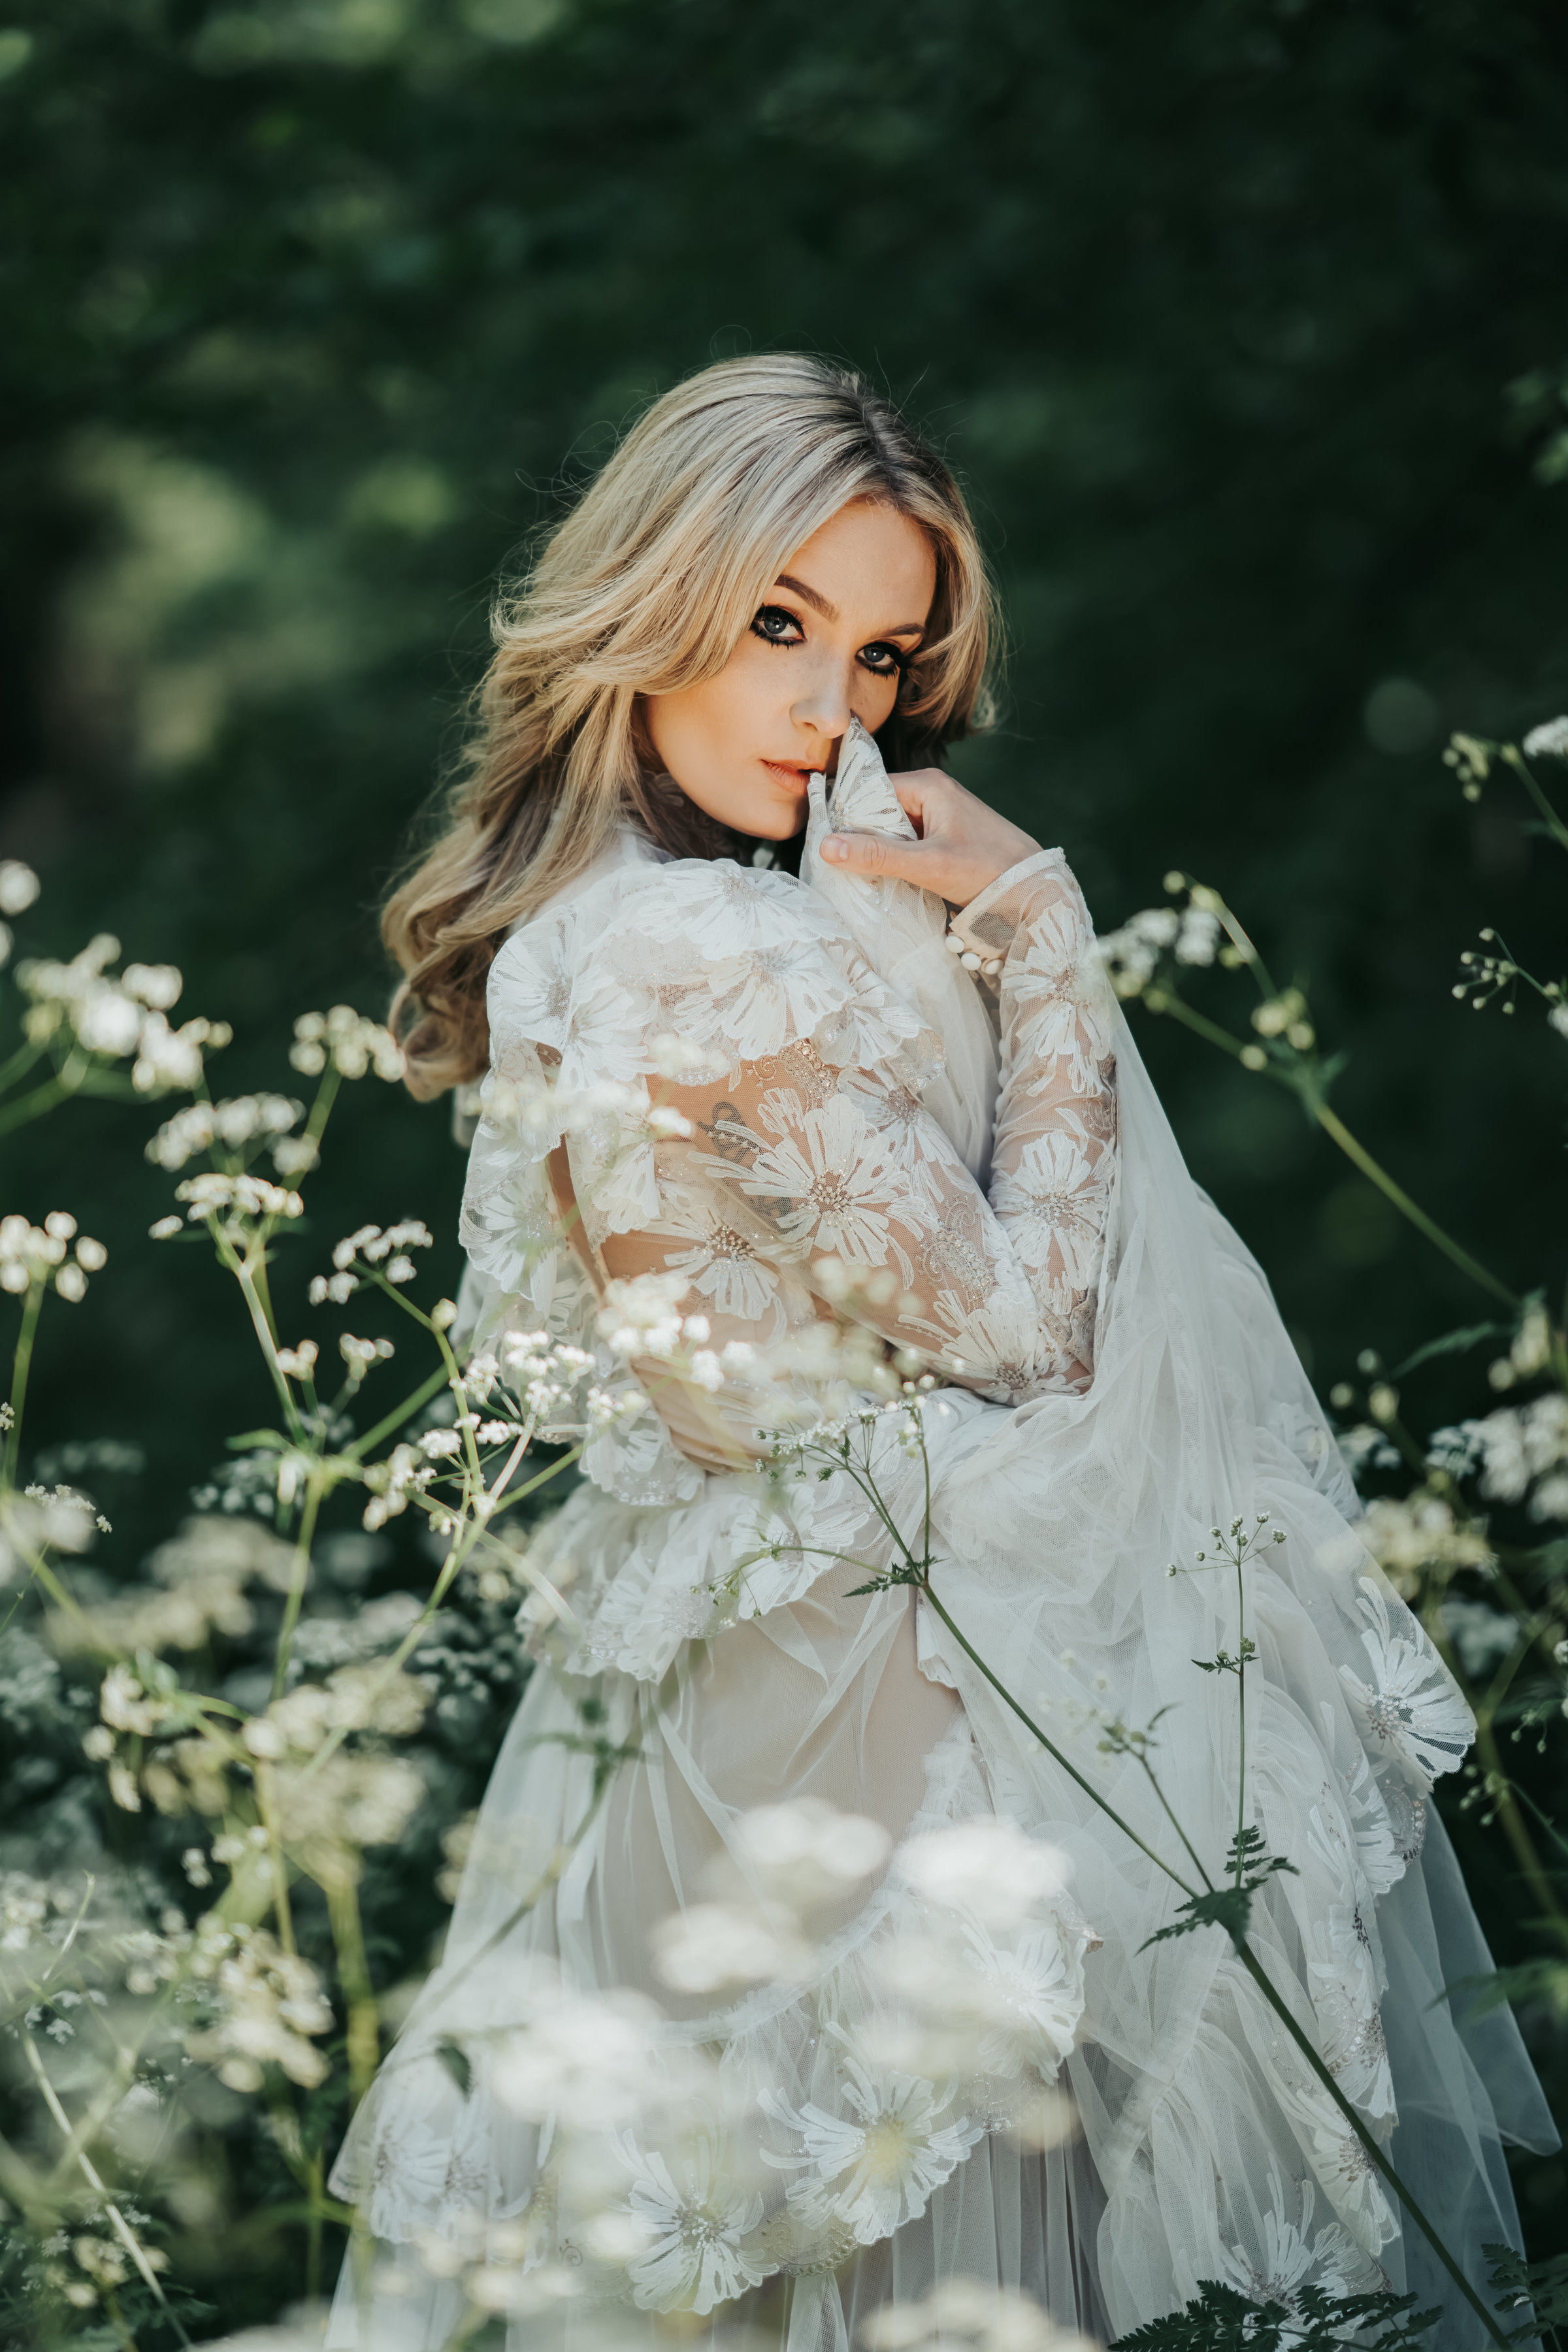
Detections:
751,809,808,843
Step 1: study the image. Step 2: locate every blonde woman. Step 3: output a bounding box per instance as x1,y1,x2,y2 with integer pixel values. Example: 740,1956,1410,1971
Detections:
329,356,1549,2350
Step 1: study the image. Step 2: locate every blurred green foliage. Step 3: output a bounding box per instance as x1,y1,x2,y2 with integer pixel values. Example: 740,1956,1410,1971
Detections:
3,0,1568,2319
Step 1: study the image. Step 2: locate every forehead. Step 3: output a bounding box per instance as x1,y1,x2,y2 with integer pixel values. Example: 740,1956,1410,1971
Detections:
780,500,936,611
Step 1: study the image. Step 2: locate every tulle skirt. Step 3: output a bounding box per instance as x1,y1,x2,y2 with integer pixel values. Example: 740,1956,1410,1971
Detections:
327,1388,1552,2352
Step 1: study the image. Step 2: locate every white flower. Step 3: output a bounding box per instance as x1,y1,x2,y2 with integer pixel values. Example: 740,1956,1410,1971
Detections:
710,937,849,1058
367,2114,453,2241
728,1797,891,1923
184,1927,333,2091
737,1095,915,1267
1523,716,1568,759
990,1130,1109,1291
663,1206,783,1328
619,2136,765,2313
289,1005,402,1081
923,1290,1041,1399
650,1901,813,1997
0,1214,101,1299
1098,906,1177,996
764,2046,983,2244
637,856,799,954
78,990,142,1054
0,859,40,915
1307,2113,1396,2251
864,2278,1094,2352
491,1980,663,2135
131,1011,214,1092
874,1918,1086,2085
1173,904,1221,965
1215,2166,1377,2315
1307,1908,1393,2119
1338,1580,1473,1788
1009,892,1114,1079
101,1663,167,1735
898,1817,1070,1932
1471,1393,1568,1519
598,1270,688,1360
1440,1595,1518,1680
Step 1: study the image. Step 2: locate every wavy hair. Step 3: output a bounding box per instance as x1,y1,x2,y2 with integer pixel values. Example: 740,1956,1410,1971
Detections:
383,353,998,1097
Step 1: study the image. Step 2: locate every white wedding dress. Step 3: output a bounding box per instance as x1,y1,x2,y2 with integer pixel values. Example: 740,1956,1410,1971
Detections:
329,723,1553,2351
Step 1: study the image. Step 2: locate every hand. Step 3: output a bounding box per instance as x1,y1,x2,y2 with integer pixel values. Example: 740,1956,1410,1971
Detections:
819,768,1041,909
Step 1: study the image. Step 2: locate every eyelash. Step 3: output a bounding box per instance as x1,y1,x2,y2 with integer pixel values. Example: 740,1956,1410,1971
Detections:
749,604,911,679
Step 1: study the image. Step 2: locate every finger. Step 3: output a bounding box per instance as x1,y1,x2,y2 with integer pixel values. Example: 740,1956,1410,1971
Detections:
892,777,932,834
819,828,938,884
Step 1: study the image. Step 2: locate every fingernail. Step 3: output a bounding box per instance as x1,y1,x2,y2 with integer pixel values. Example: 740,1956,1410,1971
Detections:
822,836,848,862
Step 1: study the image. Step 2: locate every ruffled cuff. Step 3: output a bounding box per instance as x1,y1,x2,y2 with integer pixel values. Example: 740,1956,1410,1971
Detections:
943,850,1064,981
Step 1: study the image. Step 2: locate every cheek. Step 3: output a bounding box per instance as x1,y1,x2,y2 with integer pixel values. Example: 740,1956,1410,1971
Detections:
851,670,902,731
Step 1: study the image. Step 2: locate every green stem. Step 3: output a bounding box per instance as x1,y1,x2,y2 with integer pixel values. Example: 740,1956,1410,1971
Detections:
1150,992,1518,1309
1310,1102,1518,1309
0,1036,46,1096
1132,1747,1217,1896
374,1769,620,2082
294,1446,584,1786
913,1448,1505,2342
253,1765,296,1952
212,1225,301,1437
917,1581,1200,1899
1504,747,1568,858
1235,1555,1247,1889
326,1878,379,2112
348,1362,451,1460
20,2033,193,2347
5,1277,43,1482
1471,1714,1568,1942
1229,1941,1508,2348
0,1073,69,1136
271,1475,325,1702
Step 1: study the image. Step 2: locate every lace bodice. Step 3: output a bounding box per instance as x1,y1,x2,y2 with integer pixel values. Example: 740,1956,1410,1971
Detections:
457,825,1119,1500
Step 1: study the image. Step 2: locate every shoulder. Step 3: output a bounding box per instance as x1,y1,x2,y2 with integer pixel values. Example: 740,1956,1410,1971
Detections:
489,855,932,1090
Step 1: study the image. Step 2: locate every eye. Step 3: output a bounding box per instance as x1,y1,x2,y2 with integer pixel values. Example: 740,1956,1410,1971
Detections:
751,604,804,647
859,642,910,679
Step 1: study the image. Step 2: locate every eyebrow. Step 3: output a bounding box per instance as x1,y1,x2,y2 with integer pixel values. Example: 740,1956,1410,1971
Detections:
773,574,926,640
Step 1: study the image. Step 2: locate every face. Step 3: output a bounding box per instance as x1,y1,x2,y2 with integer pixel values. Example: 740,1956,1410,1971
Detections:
640,497,938,840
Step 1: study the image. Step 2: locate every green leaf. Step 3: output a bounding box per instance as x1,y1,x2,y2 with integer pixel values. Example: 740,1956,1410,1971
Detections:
1484,2240,1568,2340
1443,1960,1568,2021
436,2038,472,2098
1142,1855,1297,1950
1391,1322,1508,1379
1110,2278,1440,2349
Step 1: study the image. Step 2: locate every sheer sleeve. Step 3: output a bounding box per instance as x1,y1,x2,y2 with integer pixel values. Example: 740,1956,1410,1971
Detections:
572,858,1119,1466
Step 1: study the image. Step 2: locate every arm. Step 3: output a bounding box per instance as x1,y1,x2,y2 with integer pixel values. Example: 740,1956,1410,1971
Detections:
583,859,1117,1462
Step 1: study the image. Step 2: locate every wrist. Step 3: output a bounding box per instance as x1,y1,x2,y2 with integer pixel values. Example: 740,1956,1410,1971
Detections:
945,851,1062,972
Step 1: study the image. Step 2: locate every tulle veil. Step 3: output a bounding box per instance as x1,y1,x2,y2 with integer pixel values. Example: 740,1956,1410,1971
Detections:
328,721,1554,2351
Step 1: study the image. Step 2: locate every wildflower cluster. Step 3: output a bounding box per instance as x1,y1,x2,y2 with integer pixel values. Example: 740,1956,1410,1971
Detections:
154,1170,304,1239
289,1004,403,1081
146,1090,305,1172
17,931,229,1093
310,1217,434,1303
0,1210,105,1300
1098,877,1230,1000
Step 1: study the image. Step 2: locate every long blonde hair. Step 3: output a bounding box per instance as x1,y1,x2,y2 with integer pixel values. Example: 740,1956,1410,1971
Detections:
383,353,998,1097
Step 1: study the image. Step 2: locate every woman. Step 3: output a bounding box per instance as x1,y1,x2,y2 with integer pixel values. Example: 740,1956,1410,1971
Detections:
329,356,1551,2350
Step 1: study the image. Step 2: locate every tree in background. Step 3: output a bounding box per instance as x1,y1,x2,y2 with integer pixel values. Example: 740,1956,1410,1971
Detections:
1,1,1566,2334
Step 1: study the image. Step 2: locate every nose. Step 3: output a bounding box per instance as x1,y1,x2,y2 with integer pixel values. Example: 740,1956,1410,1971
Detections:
790,649,854,747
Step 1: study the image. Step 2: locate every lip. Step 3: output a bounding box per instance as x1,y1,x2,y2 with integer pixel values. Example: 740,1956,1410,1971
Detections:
760,759,815,792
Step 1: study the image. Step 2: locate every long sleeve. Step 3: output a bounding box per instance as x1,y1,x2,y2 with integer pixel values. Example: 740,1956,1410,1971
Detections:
580,858,1118,1461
